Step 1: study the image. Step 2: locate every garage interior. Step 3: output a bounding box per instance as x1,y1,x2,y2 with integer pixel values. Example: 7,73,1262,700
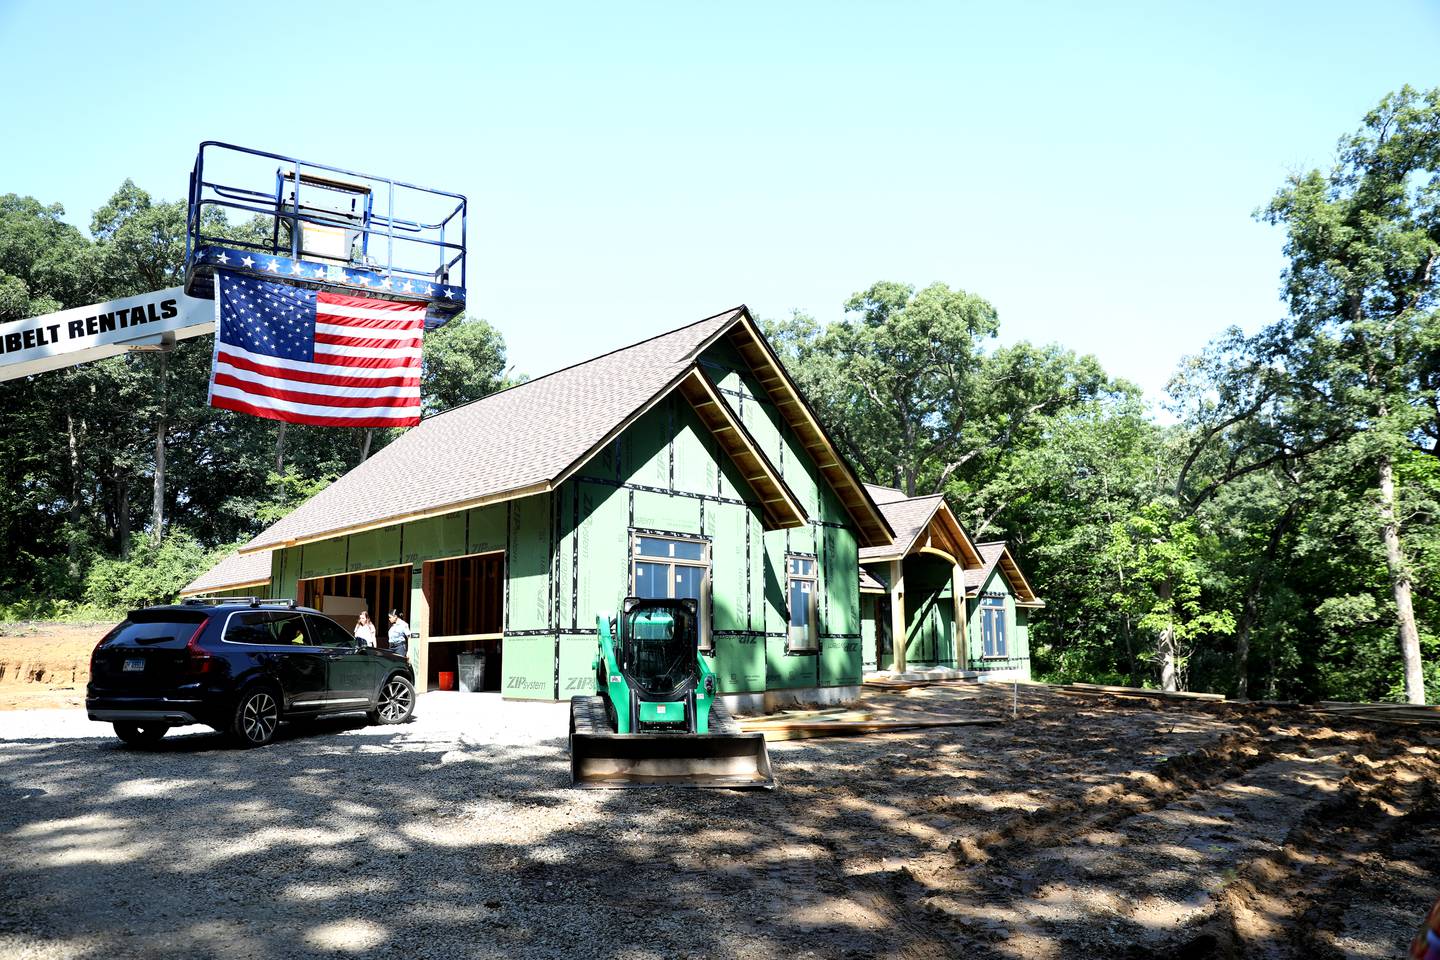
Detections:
297,564,413,647
423,551,504,692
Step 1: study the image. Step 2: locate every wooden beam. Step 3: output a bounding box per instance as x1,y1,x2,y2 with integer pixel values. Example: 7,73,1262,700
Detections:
889,558,906,673
740,717,1001,741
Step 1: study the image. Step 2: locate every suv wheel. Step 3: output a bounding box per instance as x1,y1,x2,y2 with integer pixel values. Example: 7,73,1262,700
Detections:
113,722,168,747
368,675,415,725
231,686,281,747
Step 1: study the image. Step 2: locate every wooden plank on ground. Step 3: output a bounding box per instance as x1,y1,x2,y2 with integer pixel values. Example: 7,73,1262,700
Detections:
1316,701,1440,714
740,717,1001,742
743,710,874,726
864,678,977,692
1062,682,1226,702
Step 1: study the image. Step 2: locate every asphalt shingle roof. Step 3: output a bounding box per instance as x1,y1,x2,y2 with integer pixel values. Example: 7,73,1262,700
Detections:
964,542,1010,592
241,309,744,553
181,550,272,596
858,494,945,561
862,483,910,505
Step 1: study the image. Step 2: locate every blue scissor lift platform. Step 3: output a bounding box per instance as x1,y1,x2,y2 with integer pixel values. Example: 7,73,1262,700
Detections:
183,141,467,328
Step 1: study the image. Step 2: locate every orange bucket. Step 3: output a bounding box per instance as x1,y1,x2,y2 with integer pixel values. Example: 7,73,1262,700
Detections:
437,671,456,691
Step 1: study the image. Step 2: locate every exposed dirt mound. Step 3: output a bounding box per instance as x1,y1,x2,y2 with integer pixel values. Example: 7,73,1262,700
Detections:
0,622,107,710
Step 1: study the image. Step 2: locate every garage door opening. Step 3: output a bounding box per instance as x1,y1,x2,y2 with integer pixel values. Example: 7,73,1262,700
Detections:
298,565,412,650
423,551,504,692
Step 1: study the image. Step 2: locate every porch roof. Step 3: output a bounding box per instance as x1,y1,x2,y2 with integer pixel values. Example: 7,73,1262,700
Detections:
858,487,982,567
965,541,1043,606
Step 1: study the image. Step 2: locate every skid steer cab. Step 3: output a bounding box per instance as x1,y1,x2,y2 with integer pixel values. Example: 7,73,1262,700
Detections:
597,597,716,733
568,597,775,789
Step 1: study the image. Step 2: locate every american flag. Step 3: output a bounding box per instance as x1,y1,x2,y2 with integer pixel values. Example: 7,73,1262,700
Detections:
209,270,426,428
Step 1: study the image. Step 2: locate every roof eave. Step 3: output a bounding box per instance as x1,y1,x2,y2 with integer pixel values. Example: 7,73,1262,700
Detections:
179,577,270,597
239,480,553,554
676,367,808,530
717,310,896,548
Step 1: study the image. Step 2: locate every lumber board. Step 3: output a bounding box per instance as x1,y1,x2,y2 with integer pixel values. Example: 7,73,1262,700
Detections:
1316,701,1440,713
742,710,874,726
741,717,1001,742
1061,682,1226,702
863,678,977,692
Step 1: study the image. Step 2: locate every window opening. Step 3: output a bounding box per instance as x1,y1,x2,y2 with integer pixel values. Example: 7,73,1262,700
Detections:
981,596,1008,659
786,555,819,652
631,533,711,652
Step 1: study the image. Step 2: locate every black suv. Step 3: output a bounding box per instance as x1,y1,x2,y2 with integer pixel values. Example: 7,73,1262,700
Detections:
86,599,416,748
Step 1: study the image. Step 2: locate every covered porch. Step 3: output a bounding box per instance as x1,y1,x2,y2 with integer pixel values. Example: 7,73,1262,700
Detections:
858,492,982,675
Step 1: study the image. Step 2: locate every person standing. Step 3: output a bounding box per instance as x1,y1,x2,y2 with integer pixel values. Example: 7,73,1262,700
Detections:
354,610,377,647
387,610,410,659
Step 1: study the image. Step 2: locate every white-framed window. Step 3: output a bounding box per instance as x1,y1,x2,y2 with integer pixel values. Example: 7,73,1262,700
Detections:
785,555,819,652
631,533,712,652
980,595,1008,659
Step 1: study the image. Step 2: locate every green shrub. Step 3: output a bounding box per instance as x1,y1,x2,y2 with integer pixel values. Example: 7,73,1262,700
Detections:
0,598,124,624
82,531,231,611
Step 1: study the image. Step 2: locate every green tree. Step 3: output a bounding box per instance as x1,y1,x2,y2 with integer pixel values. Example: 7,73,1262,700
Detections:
420,314,511,415
1260,86,1440,703
765,282,1111,499
1105,503,1236,691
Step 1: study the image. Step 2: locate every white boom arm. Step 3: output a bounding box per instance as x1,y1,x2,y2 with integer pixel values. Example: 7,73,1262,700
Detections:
0,287,213,381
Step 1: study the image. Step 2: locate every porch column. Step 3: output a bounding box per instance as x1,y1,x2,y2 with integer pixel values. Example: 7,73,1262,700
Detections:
411,564,429,688
952,563,967,670
889,558,906,674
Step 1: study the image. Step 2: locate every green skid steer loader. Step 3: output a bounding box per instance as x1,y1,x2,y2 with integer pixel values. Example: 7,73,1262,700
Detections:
568,597,775,789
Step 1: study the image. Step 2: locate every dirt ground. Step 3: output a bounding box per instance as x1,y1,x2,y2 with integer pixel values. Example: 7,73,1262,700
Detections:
0,682,1434,959
0,621,106,711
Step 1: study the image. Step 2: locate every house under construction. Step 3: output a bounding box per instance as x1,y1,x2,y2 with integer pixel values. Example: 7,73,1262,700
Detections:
184,307,1041,705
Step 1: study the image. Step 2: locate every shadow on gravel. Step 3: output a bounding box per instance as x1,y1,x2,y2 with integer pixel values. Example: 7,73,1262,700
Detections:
0,688,1433,960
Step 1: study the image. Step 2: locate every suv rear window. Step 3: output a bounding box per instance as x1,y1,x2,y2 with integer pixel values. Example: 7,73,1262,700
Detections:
102,610,208,649
224,611,311,646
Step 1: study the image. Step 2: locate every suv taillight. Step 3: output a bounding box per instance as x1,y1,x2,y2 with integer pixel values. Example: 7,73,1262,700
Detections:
90,625,120,670
183,621,217,676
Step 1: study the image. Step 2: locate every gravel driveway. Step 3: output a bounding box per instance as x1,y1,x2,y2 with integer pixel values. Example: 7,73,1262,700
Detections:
0,686,1430,959
0,692,921,960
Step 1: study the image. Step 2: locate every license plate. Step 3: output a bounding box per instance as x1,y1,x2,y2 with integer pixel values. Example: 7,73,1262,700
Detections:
122,658,145,672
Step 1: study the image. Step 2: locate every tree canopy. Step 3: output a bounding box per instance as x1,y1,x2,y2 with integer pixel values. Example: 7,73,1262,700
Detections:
0,183,511,613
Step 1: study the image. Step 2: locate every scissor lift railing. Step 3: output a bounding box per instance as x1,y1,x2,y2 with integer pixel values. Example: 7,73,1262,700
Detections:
183,141,467,325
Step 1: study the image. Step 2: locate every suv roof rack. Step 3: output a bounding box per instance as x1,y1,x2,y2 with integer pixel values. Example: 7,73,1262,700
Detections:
180,596,298,608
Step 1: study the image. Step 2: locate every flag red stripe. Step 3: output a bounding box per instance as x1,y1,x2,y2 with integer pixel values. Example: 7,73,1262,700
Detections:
317,291,429,312
314,313,425,330
216,350,420,389
212,394,420,428
314,332,424,350
311,351,420,370
212,373,418,410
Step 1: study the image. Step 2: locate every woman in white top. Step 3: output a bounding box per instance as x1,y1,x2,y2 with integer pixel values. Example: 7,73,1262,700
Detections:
354,610,378,647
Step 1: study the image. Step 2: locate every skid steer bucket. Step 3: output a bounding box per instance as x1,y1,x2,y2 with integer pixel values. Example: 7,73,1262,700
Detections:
569,696,775,789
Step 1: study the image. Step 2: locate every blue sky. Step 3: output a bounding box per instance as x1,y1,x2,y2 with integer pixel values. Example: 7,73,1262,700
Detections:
1,0,1437,402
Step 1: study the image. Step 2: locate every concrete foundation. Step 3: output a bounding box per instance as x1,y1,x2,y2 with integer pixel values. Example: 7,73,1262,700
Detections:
722,685,862,715
866,667,979,683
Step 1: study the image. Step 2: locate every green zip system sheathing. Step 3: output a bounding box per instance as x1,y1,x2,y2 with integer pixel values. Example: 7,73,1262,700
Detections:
965,565,1032,676
703,338,862,691
268,335,869,701
901,553,959,669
